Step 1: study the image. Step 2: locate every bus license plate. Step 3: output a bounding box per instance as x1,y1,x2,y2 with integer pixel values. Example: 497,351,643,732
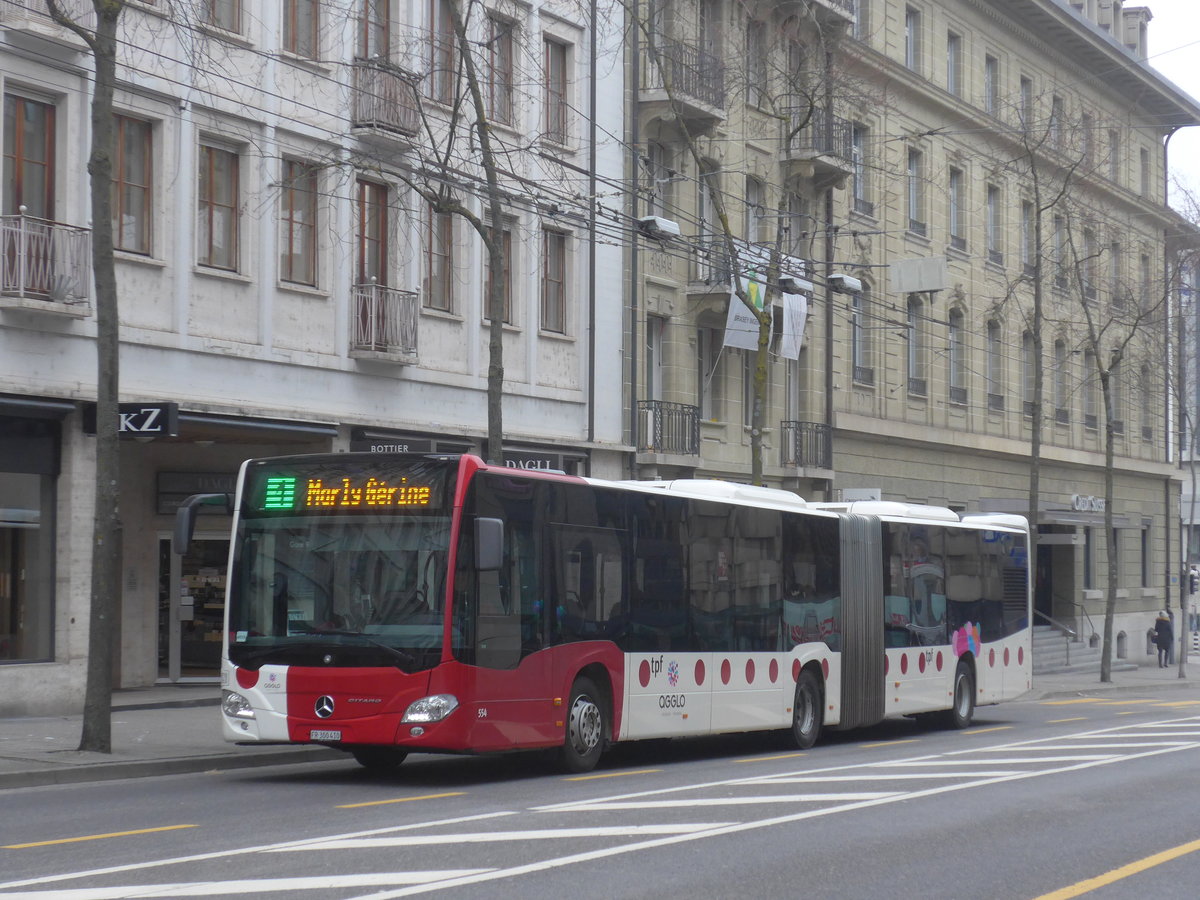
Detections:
310,730,341,741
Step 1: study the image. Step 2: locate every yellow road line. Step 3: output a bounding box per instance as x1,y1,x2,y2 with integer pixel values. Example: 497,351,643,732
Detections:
1041,698,1104,706
961,726,1012,736
1098,699,1158,705
859,739,920,749
1032,837,1200,899
3,824,197,849
565,769,661,781
1155,700,1200,707
1047,717,1088,724
337,791,464,809
733,752,806,763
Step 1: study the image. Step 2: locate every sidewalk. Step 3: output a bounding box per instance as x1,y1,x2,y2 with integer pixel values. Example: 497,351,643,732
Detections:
1,658,1196,790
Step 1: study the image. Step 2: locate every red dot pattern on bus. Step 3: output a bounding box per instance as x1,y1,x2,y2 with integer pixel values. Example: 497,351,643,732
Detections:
236,668,259,689
769,659,779,683
721,659,731,685
639,659,650,688
695,659,706,685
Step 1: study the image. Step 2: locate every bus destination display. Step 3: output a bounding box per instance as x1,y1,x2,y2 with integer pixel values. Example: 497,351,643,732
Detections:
258,474,434,511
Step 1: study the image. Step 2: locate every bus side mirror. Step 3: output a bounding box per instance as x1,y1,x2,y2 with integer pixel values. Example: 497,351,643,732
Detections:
173,493,233,555
475,517,504,571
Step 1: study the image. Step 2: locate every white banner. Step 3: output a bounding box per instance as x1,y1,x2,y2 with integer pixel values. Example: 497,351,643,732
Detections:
723,293,766,351
780,292,809,360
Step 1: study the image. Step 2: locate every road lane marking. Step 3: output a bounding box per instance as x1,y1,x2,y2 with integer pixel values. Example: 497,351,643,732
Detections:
752,772,1022,782
272,824,733,851
1040,698,1105,705
961,726,1012,736
0,872,495,898
1047,717,1088,723
543,793,900,810
0,812,515,892
886,755,1115,765
859,739,919,749
2,825,197,850
1031,837,1200,900
565,769,660,781
733,752,806,763
337,792,465,809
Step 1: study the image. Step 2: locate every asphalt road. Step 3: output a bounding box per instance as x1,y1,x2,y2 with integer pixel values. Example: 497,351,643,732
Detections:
3,689,1200,899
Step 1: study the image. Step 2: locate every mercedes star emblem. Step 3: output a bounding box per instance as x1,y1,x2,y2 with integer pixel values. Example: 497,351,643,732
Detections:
314,695,335,718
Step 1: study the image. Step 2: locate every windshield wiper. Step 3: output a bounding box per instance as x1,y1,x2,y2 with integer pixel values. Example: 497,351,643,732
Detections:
232,634,417,672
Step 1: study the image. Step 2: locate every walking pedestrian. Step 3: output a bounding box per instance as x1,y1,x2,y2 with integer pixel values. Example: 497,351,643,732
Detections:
1154,610,1173,668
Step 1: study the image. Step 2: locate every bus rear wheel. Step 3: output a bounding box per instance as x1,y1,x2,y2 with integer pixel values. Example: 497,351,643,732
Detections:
559,676,607,773
351,746,408,770
791,670,823,750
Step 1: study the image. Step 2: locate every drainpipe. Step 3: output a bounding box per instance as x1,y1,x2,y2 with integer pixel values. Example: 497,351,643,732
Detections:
587,0,598,471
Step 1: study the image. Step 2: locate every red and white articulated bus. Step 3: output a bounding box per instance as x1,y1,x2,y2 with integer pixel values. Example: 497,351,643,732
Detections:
176,452,1031,773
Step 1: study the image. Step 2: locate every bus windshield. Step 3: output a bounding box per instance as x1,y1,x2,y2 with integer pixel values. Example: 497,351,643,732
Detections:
226,456,456,672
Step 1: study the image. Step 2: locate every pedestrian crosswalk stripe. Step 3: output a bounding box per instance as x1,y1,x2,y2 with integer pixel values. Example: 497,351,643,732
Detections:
271,825,733,851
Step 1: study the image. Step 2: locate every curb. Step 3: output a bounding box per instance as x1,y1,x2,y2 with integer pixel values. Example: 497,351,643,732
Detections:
0,746,347,790
1019,677,1196,703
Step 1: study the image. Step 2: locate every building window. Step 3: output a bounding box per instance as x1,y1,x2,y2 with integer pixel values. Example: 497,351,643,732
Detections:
1050,95,1064,149
1022,330,1034,417
1081,112,1093,167
202,0,240,32
986,320,1003,408
1139,147,1150,197
907,294,926,395
983,54,999,113
853,0,870,41
785,191,808,258
852,124,872,216
644,142,673,217
948,167,965,250
0,418,59,663
483,220,513,324
283,0,318,58
197,143,239,271
1020,200,1035,273
354,179,387,286
1107,128,1120,183
487,15,514,125
279,159,318,286
742,351,760,427
424,206,454,312
1111,354,1123,430
1019,75,1033,129
544,38,570,144
907,148,925,235
698,327,722,420
946,31,961,96
1083,527,1093,590
1082,228,1097,301
1083,350,1097,429
904,7,921,72
986,184,1002,265
746,21,767,108
1053,214,1066,289
1141,520,1151,588
112,114,152,255
745,176,765,244
646,315,665,401
1140,364,1153,441
1140,252,1152,310
3,95,55,219
358,0,389,59
427,0,456,104
1054,339,1068,423
541,228,566,333
852,286,873,384
948,308,966,404
1109,241,1124,312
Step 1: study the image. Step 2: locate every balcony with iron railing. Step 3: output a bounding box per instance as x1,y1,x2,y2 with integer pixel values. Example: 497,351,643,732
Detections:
1,0,94,49
781,420,832,470
638,400,700,456
349,282,418,362
351,59,421,142
0,211,91,317
782,108,854,185
807,0,856,24
639,34,726,128
690,239,734,290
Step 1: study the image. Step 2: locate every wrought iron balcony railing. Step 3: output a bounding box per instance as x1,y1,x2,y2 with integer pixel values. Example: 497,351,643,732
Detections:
781,420,832,469
641,34,726,112
785,108,854,162
351,282,418,359
351,59,421,138
691,239,734,286
638,400,700,456
0,212,91,305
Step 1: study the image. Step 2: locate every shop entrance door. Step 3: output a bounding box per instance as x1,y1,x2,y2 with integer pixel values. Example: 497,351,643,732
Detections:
158,537,228,682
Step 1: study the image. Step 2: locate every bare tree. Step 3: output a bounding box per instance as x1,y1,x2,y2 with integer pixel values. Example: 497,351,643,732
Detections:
46,0,128,753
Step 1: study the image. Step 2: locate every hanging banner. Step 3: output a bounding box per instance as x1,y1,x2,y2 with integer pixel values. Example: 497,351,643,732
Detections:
780,292,809,360
723,293,767,351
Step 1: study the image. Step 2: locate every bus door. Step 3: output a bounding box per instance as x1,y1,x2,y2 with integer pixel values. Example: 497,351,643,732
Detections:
460,515,558,748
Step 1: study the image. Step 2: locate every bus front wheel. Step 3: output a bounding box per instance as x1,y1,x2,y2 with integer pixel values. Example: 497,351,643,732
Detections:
791,670,823,750
350,746,408,770
560,676,607,773
943,659,975,729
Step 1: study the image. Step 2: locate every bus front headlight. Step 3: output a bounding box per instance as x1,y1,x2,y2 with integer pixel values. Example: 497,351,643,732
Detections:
402,694,459,723
222,690,256,720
